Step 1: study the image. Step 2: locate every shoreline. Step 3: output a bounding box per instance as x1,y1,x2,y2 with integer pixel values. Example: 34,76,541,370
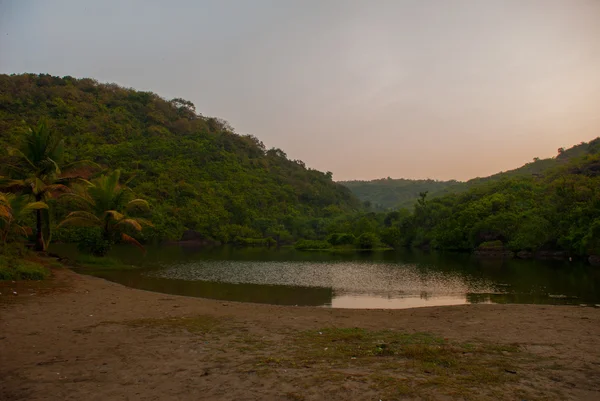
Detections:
1,267,600,400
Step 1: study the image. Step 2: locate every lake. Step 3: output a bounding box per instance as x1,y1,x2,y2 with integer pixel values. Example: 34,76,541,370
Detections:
53,245,600,309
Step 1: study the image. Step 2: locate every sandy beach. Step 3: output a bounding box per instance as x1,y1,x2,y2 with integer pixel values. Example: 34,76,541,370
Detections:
1,268,599,400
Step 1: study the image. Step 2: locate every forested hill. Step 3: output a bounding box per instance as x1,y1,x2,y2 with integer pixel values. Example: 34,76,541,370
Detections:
0,73,360,241
339,179,462,210
341,139,599,210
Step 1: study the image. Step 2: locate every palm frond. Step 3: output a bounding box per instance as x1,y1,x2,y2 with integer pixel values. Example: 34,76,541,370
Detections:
22,201,49,211
60,192,94,209
104,210,125,221
62,159,101,173
0,178,28,193
47,157,62,175
0,205,10,219
121,233,145,253
115,218,143,231
57,217,100,228
62,211,101,223
126,198,150,210
45,184,71,194
6,147,37,170
132,217,153,227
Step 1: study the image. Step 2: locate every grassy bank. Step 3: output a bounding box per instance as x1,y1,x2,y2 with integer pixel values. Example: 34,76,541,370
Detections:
0,255,51,281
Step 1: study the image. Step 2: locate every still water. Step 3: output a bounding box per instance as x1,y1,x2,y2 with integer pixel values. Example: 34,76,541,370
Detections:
53,245,600,309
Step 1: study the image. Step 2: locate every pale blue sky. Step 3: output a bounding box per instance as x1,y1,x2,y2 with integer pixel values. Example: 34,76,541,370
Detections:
1,0,599,180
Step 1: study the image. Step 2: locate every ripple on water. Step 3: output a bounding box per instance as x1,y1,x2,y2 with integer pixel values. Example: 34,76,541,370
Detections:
147,260,498,297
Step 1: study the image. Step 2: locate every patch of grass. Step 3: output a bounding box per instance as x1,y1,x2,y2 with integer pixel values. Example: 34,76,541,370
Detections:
294,328,447,363
0,256,50,280
277,328,534,400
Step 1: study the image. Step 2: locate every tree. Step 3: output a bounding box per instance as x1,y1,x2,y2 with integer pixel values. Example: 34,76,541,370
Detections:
0,122,91,251
0,193,48,245
356,232,379,250
58,170,152,256
417,191,428,207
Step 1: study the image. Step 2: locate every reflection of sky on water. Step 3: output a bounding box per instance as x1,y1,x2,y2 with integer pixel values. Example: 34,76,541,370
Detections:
329,294,490,309
149,260,499,299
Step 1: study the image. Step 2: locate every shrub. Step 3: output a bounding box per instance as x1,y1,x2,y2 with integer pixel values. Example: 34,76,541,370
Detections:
477,240,505,250
294,239,331,250
355,232,379,250
326,233,356,246
75,228,113,256
0,256,49,280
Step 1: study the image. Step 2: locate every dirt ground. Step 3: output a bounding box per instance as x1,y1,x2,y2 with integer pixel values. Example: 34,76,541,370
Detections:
1,267,599,401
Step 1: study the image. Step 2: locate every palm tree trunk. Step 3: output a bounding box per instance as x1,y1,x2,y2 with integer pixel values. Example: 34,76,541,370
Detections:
34,194,45,251
35,208,44,251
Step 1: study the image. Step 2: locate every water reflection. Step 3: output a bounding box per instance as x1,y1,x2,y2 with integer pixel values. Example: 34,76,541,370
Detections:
51,245,600,309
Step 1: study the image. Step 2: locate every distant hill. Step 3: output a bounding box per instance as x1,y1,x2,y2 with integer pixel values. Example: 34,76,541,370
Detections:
339,179,462,210
340,138,600,210
0,73,360,242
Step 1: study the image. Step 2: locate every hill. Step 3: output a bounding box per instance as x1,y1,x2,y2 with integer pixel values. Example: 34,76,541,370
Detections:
339,179,462,210
382,146,600,257
0,73,360,242
341,139,600,210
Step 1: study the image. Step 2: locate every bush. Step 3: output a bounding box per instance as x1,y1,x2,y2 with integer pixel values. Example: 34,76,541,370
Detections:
74,228,113,256
355,233,379,250
326,233,356,246
477,240,505,250
0,256,49,280
294,239,331,250
379,227,402,248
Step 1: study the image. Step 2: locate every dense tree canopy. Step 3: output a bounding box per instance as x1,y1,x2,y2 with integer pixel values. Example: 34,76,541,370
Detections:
0,73,597,260
340,140,593,211
0,74,360,244
339,140,600,258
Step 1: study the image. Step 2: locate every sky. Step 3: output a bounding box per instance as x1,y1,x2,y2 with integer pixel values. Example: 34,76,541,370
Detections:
1,0,599,181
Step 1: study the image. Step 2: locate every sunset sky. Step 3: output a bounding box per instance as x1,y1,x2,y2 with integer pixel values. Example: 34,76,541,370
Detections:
1,0,599,181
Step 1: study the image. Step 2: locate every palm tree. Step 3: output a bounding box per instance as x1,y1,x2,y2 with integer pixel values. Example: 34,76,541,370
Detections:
0,193,48,245
0,122,94,251
58,170,152,256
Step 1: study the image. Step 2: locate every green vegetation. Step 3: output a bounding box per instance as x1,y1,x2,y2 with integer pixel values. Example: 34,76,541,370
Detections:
0,74,359,248
340,178,462,210
0,73,597,261
58,170,152,255
294,239,331,250
0,122,93,251
0,255,49,280
341,140,591,211
0,192,47,244
336,139,600,259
